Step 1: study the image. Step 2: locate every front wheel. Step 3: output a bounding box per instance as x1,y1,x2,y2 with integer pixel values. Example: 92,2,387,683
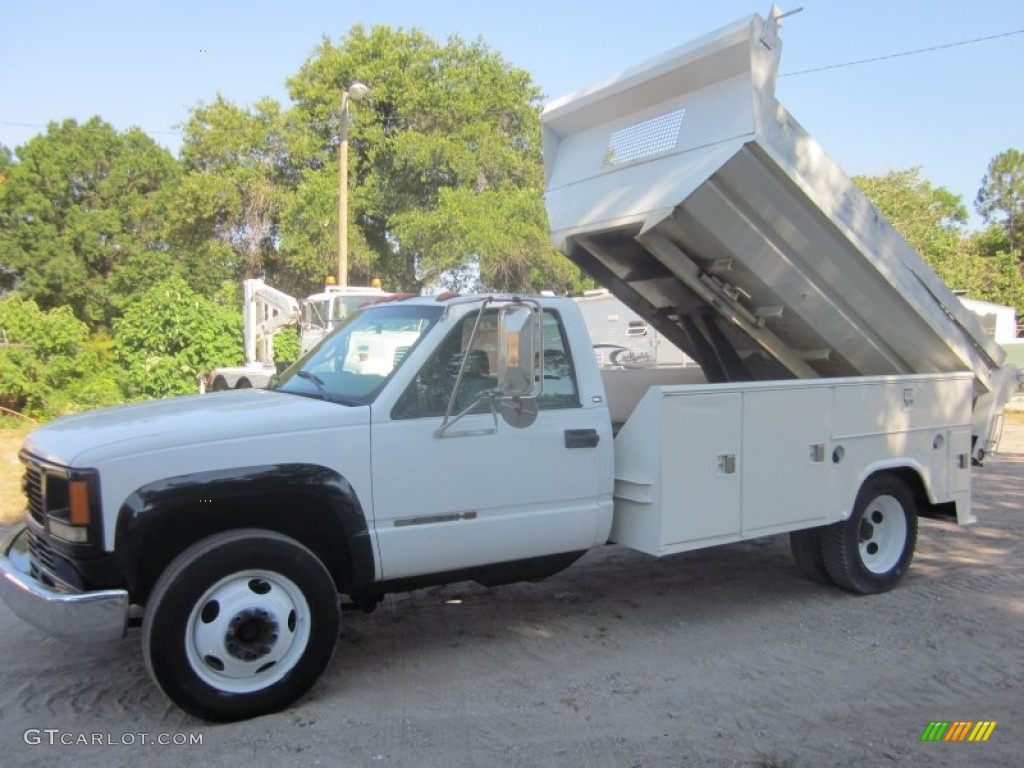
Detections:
142,529,340,721
820,475,918,595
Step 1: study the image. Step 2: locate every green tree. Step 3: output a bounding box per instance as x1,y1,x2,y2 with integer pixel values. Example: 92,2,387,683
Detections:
0,296,121,416
273,324,301,363
114,275,243,399
172,97,307,291
855,168,1024,321
975,148,1024,255
0,118,183,329
0,144,14,292
286,25,581,293
175,25,588,297
853,167,967,265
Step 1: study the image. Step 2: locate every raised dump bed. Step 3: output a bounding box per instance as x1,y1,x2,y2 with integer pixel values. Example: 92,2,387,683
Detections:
541,7,1019,457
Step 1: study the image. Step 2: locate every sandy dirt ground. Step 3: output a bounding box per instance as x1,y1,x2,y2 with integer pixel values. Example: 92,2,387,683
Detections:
0,429,1021,767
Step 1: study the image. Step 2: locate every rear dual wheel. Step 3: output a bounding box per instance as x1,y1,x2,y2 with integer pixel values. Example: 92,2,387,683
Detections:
789,528,831,585
790,475,918,595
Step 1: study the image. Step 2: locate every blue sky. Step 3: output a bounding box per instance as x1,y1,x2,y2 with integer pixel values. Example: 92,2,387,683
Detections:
2,0,1021,228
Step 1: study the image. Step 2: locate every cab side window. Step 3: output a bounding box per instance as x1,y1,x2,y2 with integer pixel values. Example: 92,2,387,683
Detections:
392,311,498,420
392,308,579,420
536,310,580,410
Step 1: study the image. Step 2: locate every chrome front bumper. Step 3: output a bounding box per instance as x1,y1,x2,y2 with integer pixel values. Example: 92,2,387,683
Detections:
0,523,129,642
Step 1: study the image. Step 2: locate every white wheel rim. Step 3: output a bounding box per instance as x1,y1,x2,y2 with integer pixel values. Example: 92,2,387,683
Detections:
184,570,312,693
857,495,907,574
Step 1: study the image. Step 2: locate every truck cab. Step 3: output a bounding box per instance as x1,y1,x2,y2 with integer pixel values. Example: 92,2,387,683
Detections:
1,295,614,720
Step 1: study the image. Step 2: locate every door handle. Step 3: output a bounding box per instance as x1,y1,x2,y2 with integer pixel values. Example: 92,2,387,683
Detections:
565,429,600,449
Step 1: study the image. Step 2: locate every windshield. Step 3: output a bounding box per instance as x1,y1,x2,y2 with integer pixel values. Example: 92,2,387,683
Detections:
333,295,379,324
275,303,442,405
301,299,330,328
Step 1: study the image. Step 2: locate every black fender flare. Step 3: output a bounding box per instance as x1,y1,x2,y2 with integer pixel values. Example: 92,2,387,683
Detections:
114,463,375,603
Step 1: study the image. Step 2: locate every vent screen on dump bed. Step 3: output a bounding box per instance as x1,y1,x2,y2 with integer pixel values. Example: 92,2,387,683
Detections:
604,108,685,166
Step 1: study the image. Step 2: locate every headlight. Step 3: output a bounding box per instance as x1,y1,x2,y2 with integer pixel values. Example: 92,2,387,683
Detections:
21,454,100,546
47,476,96,543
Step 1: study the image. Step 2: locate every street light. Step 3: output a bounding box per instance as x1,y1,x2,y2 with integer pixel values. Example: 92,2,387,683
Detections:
338,81,369,287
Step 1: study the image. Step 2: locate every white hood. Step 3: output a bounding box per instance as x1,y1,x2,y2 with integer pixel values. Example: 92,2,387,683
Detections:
25,389,363,466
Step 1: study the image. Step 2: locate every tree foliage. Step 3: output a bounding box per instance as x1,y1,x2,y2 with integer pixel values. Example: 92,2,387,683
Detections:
975,148,1024,254
0,295,121,416
853,168,967,264
174,25,590,297
287,26,552,292
172,97,301,290
854,167,1024,322
114,275,242,399
0,118,184,329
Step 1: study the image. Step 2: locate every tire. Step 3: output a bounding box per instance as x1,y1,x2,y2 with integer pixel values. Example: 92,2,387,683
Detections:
820,475,918,595
210,376,229,392
789,528,832,585
142,529,340,722
235,377,253,389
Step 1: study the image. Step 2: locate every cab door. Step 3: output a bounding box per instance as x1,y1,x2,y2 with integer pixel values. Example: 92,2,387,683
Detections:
369,309,608,581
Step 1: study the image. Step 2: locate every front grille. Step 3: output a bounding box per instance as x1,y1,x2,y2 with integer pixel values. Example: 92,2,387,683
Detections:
18,453,102,567
23,464,44,524
26,526,56,573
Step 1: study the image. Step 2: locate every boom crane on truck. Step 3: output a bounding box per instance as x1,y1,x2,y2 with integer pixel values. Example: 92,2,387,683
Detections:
202,279,299,392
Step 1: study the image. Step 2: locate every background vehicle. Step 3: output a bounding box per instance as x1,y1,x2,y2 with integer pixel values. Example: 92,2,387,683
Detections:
575,289,699,369
203,278,390,391
298,279,392,355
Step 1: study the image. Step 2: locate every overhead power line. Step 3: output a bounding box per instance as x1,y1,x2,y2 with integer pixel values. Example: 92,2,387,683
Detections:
3,28,1023,137
0,121,48,129
782,28,1024,77
0,119,180,135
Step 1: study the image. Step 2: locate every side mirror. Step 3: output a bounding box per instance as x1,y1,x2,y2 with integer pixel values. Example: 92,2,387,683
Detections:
496,304,540,430
497,304,538,397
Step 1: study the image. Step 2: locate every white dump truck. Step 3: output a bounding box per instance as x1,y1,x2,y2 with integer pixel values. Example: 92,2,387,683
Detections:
1,7,1019,722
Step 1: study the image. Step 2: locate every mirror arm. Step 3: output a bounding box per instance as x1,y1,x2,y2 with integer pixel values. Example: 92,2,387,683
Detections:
435,299,493,439
433,393,499,439
432,296,545,438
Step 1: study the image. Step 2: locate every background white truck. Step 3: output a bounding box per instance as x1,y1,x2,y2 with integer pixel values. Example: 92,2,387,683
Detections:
575,288,699,368
204,279,390,391
297,279,392,355
1,7,1020,723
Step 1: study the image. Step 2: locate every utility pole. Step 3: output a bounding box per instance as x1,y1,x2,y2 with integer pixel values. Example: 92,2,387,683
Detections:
338,82,369,287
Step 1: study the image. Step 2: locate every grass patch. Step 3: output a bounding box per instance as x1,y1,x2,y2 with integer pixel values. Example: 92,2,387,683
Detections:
0,423,32,525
